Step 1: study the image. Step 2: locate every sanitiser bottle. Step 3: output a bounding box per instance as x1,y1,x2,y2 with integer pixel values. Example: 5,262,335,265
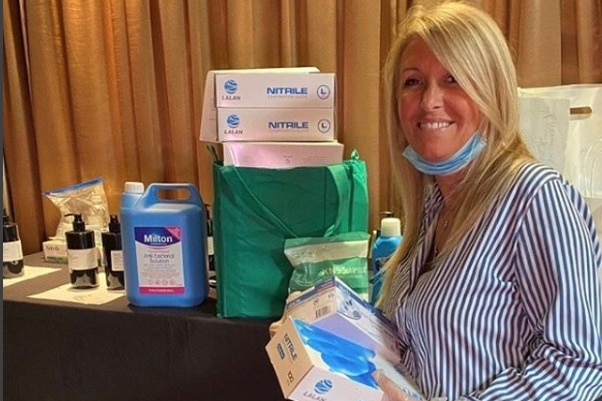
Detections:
120,182,209,307
370,215,402,304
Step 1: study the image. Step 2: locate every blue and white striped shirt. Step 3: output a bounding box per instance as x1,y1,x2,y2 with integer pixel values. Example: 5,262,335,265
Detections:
391,163,602,400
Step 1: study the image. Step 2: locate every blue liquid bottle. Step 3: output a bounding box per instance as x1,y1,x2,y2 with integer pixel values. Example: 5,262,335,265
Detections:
370,216,402,304
120,182,209,307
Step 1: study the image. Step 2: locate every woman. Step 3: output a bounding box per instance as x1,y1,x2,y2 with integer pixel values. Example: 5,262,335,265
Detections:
375,2,602,400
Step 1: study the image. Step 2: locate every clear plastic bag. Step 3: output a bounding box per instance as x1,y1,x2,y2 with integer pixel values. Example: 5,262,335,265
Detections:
42,177,109,243
284,231,371,300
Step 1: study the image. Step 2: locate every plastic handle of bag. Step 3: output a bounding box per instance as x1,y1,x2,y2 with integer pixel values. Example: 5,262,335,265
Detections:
140,183,203,208
226,162,353,239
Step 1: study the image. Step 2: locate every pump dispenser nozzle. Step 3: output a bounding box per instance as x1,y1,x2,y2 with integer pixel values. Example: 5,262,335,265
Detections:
65,213,86,232
108,215,121,234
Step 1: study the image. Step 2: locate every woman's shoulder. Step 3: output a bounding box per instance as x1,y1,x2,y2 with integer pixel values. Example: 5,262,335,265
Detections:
499,162,561,205
515,161,562,183
507,161,584,207
511,161,565,194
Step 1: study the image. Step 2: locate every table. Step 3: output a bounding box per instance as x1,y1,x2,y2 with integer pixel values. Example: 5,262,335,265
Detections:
3,254,284,401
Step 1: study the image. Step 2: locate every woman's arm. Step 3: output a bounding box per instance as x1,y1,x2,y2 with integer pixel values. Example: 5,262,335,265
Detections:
462,179,602,401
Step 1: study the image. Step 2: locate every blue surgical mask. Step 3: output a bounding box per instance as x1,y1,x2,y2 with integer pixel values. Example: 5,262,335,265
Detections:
402,132,486,176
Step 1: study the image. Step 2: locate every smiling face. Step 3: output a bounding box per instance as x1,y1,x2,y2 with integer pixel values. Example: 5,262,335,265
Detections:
397,38,481,162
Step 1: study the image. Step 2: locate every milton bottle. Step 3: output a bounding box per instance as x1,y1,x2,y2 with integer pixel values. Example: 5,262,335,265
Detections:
119,181,144,289
101,214,125,290
3,208,24,278
65,213,99,288
120,182,209,307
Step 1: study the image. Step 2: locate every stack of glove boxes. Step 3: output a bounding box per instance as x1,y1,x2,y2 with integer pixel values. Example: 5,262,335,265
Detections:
265,276,425,401
199,67,364,319
199,67,343,167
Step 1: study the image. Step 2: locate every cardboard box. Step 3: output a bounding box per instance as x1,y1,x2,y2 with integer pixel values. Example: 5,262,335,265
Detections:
215,108,335,142
222,141,343,168
285,276,401,363
43,239,69,264
215,73,335,108
200,67,322,142
265,317,425,401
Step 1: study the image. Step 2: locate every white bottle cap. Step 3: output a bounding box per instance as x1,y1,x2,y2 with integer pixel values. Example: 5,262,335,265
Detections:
381,217,401,237
124,181,145,194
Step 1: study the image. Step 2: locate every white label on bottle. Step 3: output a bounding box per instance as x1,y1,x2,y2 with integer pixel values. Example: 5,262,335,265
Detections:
207,236,214,255
111,250,124,272
3,240,23,262
67,248,98,270
134,226,184,294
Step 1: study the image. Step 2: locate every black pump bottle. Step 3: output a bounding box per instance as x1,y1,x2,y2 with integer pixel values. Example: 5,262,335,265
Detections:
3,208,24,278
65,213,99,288
101,215,125,290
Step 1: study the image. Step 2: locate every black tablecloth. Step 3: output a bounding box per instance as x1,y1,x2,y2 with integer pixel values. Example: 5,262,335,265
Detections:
3,254,284,401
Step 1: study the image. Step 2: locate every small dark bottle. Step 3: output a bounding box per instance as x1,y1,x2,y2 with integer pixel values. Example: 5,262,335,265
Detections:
205,204,216,288
3,208,24,278
205,204,215,272
102,215,125,290
65,213,99,288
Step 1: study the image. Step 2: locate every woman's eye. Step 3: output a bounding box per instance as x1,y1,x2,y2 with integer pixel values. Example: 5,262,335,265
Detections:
403,78,419,87
447,75,457,84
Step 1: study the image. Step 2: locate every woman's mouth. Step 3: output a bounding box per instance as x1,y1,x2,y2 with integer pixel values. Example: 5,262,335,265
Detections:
419,121,452,130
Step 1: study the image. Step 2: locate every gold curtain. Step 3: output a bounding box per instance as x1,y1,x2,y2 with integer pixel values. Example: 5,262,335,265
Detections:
3,0,601,255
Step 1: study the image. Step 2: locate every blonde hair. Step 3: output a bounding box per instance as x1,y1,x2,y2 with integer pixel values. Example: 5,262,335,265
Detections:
377,1,534,313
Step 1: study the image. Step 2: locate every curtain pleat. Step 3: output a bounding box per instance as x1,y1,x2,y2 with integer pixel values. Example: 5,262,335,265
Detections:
2,0,600,255
337,1,384,226
3,0,46,251
564,0,602,83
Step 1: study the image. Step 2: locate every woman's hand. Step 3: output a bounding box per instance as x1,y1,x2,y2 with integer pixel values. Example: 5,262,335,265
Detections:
373,369,417,401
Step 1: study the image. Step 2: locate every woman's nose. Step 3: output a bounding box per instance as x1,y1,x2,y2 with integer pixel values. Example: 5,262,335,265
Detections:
420,83,444,111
